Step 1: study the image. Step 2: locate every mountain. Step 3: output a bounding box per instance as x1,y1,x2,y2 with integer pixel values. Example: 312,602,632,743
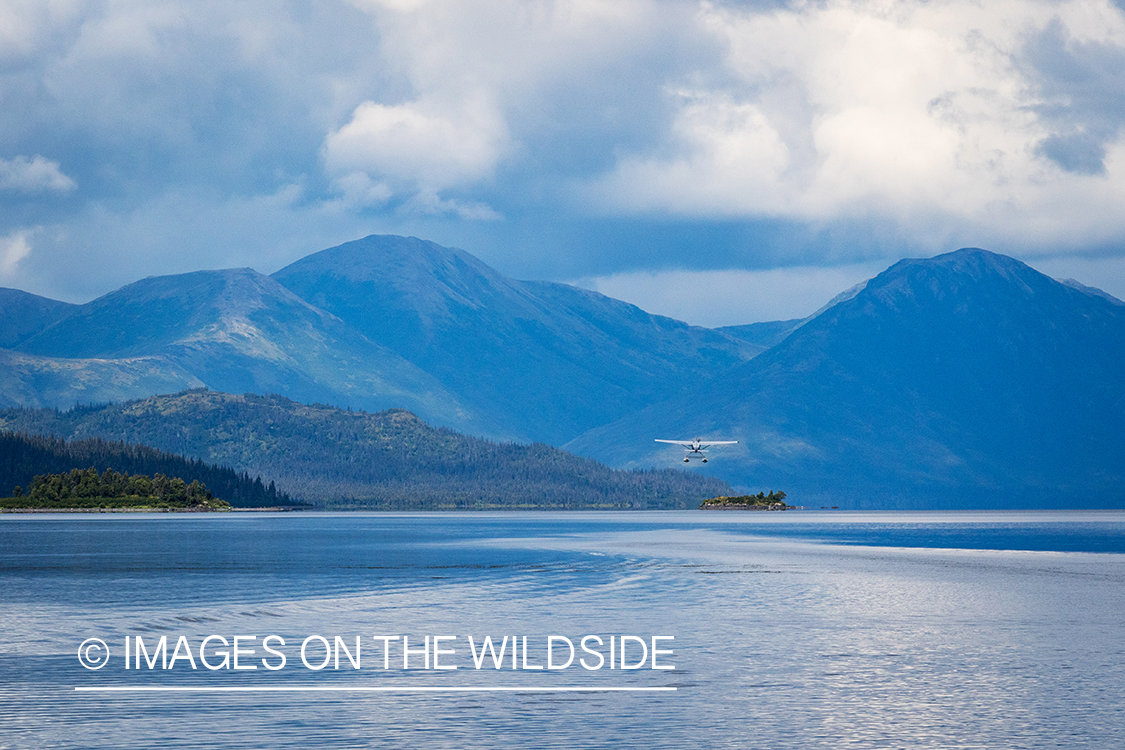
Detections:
0,390,732,509
271,234,757,443
5,237,1123,509
0,288,75,348
3,235,755,443
0,348,202,409
13,267,485,434
566,249,1125,508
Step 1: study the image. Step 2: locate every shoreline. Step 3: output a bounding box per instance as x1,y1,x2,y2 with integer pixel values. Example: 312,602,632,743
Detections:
699,504,790,511
0,507,227,513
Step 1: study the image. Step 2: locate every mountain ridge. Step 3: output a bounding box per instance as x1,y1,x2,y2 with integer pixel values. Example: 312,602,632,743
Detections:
271,234,758,443
13,265,486,435
0,288,76,349
565,248,1125,508
3,238,1123,508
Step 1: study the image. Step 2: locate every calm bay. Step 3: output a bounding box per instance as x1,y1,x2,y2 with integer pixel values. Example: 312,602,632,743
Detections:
2,511,1123,749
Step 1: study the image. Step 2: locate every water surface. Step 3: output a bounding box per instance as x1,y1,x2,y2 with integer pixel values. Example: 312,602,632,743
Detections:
2,511,1123,749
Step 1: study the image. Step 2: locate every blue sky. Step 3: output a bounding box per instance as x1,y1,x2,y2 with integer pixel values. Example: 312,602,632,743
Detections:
3,0,1125,326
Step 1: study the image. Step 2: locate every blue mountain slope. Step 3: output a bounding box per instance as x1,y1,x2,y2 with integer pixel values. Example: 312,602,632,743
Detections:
0,288,75,348
0,348,202,409
15,268,484,433
272,235,757,443
566,249,1125,508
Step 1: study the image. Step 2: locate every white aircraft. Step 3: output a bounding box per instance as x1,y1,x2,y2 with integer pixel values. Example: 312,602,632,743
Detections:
655,438,738,463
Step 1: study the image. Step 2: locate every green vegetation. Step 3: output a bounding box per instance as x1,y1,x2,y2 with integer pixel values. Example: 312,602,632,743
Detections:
0,431,293,508
701,491,788,510
0,390,733,510
2,467,230,511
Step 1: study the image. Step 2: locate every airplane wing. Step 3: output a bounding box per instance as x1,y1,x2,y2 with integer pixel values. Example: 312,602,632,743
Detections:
654,439,692,446
698,441,738,446
654,439,738,446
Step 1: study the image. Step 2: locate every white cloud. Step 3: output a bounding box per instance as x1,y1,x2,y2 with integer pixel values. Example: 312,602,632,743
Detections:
0,0,87,61
9,0,1125,302
592,0,1125,250
0,155,77,193
603,91,793,215
324,0,675,217
403,190,503,221
0,230,33,278
327,171,394,209
324,94,509,192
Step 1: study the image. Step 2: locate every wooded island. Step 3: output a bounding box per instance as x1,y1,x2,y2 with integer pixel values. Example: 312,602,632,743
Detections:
700,491,789,510
2,468,231,511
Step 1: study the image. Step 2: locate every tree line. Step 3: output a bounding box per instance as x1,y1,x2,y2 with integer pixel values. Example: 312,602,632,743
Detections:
11,467,227,509
0,392,734,509
0,431,292,507
701,490,788,508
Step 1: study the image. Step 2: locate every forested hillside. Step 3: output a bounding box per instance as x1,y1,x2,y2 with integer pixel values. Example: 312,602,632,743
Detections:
0,431,291,507
0,391,731,509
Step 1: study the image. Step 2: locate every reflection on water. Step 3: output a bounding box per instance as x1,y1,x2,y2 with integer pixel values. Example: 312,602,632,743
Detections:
2,511,1124,749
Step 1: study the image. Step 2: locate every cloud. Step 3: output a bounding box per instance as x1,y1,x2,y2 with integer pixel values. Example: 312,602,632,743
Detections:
595,91,792,215
6,0,1125,304
1024,15,1125,174
0,0,87,62
324,94,509,195
591,0,1125,250
0,155,77,193
326,172,394,209
403,190,503,221
0,230,33,279
1034,132,1107,175
323,0,681,217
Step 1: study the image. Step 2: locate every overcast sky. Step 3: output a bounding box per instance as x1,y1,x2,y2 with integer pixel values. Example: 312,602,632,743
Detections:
3,0,1125,326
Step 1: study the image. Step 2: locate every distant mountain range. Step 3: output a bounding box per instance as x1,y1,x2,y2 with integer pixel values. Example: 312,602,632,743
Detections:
271,236,755,443
4,236,755,444
3,236,1123,508
567,249,1125,508
6,265,486,435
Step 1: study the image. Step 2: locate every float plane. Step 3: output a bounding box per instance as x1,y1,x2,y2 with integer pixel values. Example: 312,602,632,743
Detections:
655,438,738,463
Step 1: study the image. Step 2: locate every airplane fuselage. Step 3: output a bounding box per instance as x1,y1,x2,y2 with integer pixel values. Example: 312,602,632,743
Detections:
654,438,737,464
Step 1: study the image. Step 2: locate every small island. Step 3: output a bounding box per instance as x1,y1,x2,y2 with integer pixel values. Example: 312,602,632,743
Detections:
700,490,789,510
1,467,231,512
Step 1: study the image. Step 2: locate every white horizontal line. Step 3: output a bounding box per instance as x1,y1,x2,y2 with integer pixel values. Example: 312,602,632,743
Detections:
75,686,676,693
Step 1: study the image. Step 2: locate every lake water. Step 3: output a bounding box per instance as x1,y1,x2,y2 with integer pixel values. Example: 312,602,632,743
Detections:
2,511,1124,749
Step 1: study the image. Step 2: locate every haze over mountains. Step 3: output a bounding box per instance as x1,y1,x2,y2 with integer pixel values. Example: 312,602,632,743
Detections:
2,235,1123,508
